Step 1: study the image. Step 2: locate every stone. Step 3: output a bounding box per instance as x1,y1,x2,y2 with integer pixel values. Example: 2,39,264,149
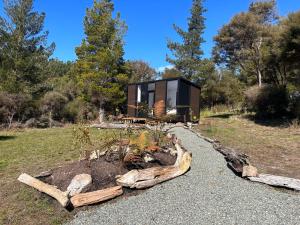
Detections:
67,174,92,197
242,165,258,177
143,153,155,163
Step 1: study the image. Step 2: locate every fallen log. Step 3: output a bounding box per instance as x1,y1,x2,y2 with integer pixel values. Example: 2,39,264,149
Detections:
70,186,123,207
18,173,69,207
116,141,192,189
213,142,250,175
248,174,300,191
90,123,143,130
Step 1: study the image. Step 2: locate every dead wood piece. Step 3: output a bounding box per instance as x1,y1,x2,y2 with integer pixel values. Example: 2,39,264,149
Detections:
70,186,123,207
18,173,69,207
248,174,300,191
213,143,250,174
91,123,143,130
116,142,192,189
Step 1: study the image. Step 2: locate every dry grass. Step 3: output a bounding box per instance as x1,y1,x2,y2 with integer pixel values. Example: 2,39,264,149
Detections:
0,127,118,225
197,114,300,179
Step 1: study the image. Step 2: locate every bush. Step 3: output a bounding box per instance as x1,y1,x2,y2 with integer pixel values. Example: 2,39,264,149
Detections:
64,98,98,123
289,91,300,119
245,85,289,118
0,92,31,128
40,91,68,127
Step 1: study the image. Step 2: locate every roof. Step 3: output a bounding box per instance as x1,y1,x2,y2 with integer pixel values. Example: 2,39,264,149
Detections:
128,77,201,89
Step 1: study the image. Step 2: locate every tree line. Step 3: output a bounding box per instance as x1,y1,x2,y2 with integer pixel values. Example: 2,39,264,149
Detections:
0,0,299,128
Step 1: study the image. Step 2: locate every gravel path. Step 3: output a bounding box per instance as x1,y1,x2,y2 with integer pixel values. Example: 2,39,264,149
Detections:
68,127,300,225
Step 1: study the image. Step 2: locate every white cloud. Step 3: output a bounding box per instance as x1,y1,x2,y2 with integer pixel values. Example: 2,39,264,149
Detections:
156,65,174,73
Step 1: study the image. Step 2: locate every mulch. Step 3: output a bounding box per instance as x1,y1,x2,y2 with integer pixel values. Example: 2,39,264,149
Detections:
41,150,176,194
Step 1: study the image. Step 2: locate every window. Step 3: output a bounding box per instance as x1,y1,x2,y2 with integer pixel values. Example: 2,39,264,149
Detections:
137,85,141,103
148,83,155,91
148,92,154,109
166,80,178,114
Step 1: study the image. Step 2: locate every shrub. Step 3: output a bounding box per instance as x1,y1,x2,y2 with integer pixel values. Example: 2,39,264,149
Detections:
245,85,289,118
289,91,300,119
40,91,68,127
0,92,31,128
63,98,98,123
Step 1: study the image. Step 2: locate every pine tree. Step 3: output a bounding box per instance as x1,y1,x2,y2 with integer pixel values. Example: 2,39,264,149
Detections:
75,0,128,122
0,0,55,94
167,0,206,81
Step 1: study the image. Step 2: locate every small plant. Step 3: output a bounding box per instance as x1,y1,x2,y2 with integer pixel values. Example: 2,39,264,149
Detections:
72,124,93,161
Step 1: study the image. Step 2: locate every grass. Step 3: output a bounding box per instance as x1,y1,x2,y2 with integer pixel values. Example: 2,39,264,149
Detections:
197,112,300,179
0,126,119,225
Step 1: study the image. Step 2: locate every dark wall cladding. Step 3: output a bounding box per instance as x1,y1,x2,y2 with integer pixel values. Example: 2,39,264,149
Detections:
141,83,148,103
127,85,137,117
190,85,200,120
127,78,200,121
177,79,191,121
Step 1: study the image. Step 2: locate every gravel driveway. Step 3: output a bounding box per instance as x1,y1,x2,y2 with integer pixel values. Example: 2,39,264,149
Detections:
68,127,300,225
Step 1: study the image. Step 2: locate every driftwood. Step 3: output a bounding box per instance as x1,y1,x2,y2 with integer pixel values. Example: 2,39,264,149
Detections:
18,173,69,207
70,186,123,207
213,142,250,175
91,123,143,130
248,174,300,191
116,142,192,189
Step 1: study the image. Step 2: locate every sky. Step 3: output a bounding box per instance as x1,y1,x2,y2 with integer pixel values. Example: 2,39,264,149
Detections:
1,0,300,71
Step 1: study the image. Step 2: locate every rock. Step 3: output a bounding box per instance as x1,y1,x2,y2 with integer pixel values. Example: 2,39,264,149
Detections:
89,150,107,160
24,118,37,128
67,174,92,197
143,153,155,163
242,165,258,177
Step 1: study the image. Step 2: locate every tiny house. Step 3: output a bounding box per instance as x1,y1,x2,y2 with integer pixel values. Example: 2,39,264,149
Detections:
127,77,200,122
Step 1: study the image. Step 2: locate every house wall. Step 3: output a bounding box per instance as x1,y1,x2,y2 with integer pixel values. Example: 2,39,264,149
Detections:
190,85,200,120
177,79,191,121
154,80,167,118
127,84,137,117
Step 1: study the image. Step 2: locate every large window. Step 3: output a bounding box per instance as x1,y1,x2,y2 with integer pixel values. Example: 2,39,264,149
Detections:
166,80,178,114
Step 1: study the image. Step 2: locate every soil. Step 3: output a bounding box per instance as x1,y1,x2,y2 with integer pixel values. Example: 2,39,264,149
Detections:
41,150,176,194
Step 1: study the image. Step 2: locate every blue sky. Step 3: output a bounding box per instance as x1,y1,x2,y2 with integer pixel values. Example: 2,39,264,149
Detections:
1,0,300,70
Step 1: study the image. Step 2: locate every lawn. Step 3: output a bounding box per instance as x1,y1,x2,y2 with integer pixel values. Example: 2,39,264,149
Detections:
197,113,300,179
0,126,117,225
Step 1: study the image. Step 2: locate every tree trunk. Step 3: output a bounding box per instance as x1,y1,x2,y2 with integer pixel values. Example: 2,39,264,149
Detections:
49,111,53,128
7,113,15,129
99,105,105,124
257,69,262,87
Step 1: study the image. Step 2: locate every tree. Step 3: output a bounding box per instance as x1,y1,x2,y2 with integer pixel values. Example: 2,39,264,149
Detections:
201,70,244,108
213,0,278,87
0,0,55,94
161,67,181,79
127,60,156,83
167,0,206,81
278,11,300,89
75,0,128,122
